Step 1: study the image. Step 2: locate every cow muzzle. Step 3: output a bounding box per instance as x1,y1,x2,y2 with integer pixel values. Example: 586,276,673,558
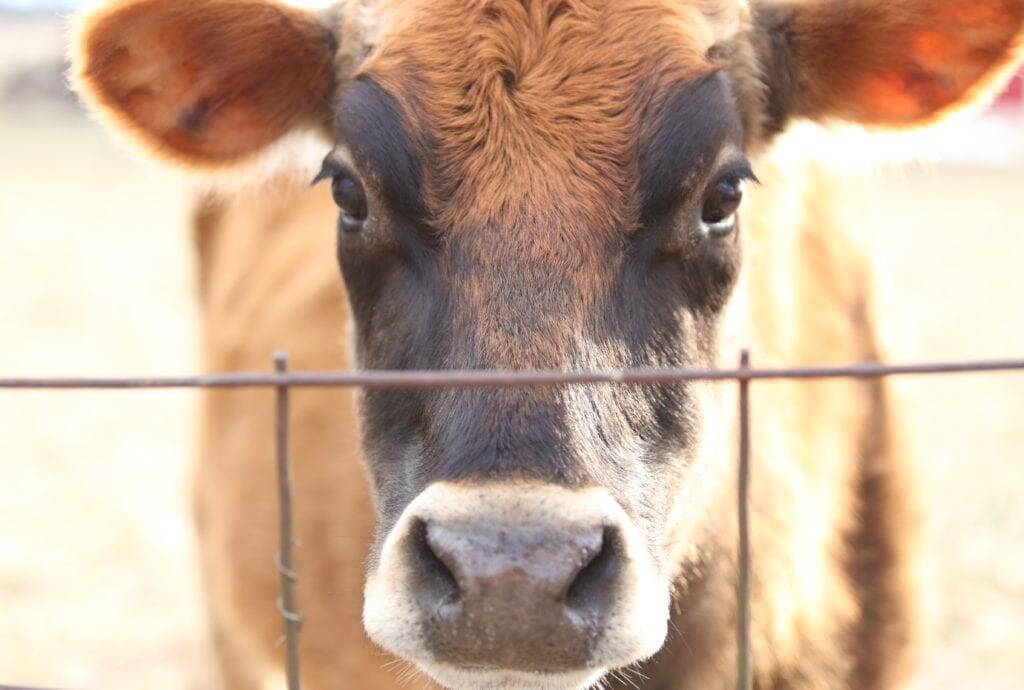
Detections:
363,482,670,689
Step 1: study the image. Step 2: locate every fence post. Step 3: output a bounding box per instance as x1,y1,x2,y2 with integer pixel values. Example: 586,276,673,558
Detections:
737,350,752,690
274,352,302,690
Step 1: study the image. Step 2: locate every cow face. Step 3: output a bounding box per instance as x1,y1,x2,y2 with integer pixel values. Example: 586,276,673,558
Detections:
327,5,749,686
73,0,1024,687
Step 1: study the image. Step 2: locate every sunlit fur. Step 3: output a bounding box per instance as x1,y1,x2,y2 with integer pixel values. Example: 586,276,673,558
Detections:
190,133,920,690
70,0,1024,689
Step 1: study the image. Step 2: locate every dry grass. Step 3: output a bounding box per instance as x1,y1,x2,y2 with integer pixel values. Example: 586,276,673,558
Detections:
1,105,1022,690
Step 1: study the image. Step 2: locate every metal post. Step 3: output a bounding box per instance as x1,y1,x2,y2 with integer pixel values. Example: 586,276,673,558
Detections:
736,350,753,690
274,352,302,690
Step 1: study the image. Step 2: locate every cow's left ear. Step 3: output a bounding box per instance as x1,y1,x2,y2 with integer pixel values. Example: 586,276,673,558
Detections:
753,0,1024,130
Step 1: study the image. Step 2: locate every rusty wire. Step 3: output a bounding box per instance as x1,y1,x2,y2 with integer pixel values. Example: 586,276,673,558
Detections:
3,354,1023,690
1,357,1024,390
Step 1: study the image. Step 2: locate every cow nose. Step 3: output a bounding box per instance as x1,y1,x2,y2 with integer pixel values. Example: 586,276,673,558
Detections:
364,484,672,682
410,518,621,671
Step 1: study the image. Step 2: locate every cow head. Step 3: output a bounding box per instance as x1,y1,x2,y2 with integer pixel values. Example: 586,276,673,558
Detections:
74,0,1023,688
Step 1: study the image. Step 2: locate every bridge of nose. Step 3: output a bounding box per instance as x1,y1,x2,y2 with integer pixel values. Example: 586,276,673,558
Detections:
426,389,586,484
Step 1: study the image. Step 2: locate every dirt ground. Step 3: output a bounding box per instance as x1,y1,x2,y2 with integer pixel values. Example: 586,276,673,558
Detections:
1,72,1023,690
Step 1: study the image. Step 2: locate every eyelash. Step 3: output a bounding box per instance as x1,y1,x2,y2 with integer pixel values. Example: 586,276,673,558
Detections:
716,161,759,187
312,158,352,187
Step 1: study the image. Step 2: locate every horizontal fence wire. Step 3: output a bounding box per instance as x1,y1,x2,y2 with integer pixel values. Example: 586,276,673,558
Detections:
1,357,1024,390
3,353,1023,690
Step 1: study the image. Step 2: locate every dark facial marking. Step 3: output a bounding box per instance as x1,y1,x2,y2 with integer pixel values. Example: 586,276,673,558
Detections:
637,74,744,223
336,77,427,220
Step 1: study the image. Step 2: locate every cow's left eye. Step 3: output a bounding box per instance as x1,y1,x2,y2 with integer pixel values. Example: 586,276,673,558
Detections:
700,166,756,236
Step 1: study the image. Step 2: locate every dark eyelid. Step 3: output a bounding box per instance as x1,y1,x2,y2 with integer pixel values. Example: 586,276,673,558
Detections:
336,78,427,221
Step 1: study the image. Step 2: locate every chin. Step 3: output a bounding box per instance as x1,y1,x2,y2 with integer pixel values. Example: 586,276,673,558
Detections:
419,664,608,690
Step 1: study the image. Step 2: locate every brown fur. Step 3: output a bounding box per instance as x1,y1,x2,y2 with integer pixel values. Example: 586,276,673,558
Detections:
70,0,1024,688
357,0,723,365
192,184,397,689
188,151,919,690
602,166,922,689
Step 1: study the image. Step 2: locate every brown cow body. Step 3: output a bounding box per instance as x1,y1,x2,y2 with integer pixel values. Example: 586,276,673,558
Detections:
191,157,914,690
71,0,1024,688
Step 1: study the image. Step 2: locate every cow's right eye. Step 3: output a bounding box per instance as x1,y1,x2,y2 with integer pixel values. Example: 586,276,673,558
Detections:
313,158,369,233
331,174,368,232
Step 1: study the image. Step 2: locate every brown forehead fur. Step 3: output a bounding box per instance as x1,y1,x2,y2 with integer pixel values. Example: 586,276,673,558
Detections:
354,0,735,233
337,0,745,365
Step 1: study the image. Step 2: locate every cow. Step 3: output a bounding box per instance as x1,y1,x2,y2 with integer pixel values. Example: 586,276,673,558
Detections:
71,1,1024,689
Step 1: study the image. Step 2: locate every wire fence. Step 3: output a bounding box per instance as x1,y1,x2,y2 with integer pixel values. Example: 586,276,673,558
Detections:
3,353,1024,690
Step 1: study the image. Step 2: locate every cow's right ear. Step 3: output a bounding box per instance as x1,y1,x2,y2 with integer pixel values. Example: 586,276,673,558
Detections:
72,0,338,168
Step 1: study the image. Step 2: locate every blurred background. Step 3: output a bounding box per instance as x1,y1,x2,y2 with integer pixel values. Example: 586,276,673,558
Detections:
1,2,1023,689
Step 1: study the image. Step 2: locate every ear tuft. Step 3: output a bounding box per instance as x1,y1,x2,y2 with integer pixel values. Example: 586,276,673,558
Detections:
72,0,337,167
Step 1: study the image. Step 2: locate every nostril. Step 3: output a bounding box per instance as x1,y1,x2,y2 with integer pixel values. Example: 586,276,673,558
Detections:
565,526,621,616
409,520,460,614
